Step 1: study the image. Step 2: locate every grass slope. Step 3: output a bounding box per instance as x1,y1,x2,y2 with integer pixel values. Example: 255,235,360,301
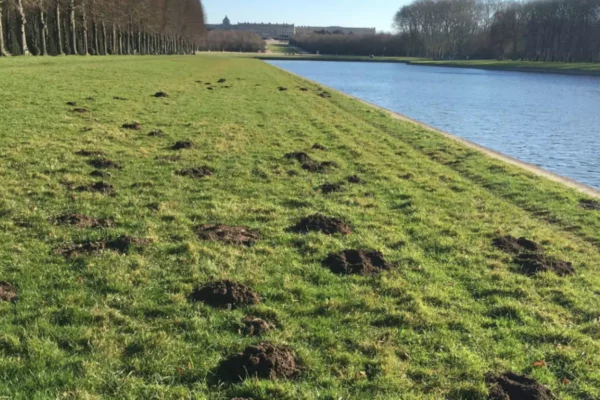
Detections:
1,55,600,399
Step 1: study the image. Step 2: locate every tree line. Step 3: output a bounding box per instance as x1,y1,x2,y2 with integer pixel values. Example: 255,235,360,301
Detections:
0,0,205,57
197,30,264,53
293,0,600,62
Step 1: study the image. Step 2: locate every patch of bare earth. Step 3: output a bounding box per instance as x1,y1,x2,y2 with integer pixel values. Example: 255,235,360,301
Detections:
190,280,260,309
318,182,345,194
241,316,275,336
55,213,114,228
323,250,392,275
55,236,151,258
217,343,301,381
0,282,18,303
176,167,214,179
75,181,115,195
195,224,259,246
292,214,351,235
487,372,554,400
580,199,600,211
87,158,121,169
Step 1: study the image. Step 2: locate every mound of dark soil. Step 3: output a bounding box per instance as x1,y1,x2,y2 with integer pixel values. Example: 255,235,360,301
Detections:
171,140,194,150
0,281,18,303
75,181,114,195
89,170,110,178
56,235,151,258
493,236,542,254
302,161,338,173
153,91,168,98
72,108,89,113
122,122,142,130
318,182,345,194
487,372,554,400
580,199,600,211
347,175,363,184
55,213,114,228
195,224,259,246
207,87,214,91
66,101,77,106
242,316,274,336
218,78,227,83
205,82,212,85
190,280,260,309
323,250,391,275
87,158,121,169
320,92,332,98
312,143,327,150
176,167,213,179
299,87,309,91
75,149,104,157
516,253,575,277
148,130,165,137
217,343,301,381
278,87,288,91
292,213,351,235
285,152,312,163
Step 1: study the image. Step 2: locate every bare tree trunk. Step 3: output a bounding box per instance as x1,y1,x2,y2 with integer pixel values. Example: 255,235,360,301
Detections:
82,1,89,55
39,8,48,55
16,0,30,55
93,20,98,54
102,20,107,55
55,1,64,55
69,0,77,54
0,0,10,56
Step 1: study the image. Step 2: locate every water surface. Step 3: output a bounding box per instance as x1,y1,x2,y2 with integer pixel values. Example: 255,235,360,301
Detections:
268,60,600,190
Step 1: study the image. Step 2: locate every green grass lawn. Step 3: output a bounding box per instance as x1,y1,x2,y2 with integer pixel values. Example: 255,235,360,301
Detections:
1,55,600,399
266,42,302,54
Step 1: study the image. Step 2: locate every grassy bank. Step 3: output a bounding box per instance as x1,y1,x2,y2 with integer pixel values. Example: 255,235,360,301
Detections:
255,53,600,76
1,55,600,399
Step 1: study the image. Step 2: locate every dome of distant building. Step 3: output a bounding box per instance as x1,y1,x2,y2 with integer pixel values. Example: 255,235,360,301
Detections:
223,16,231,26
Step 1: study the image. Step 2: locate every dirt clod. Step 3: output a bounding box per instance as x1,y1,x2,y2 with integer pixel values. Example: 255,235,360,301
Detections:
66,101,77,106
76,149,104,157
493,236,543,254
285,152,312,163
89,170,110,178
122,122,142,130
218,78,227,83
487,372,554,400
0,281,18,303
323,250,392,275
347,175,363,184
153,91,168,98
312,143,327,151
87,158,121,169
55,213,114,228
516,253,575,277
318,182,345,194
196,224,259,246
278,87,288,91
580,199,600,211
217,343,301,381
299,88,309,91
320,92,332,98
242,316,274,336
292,213,351,235
190,280,260,309
171,140,194,150
302,161,338,173
56,235,151,258
176,167,213,179
207,87,214,90
76,181,114,195
148,130,166,137
72,108,89,113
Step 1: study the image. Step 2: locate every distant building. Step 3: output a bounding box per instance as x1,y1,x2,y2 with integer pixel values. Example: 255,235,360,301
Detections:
206,16,376,39
295,26,376,36
207,16,295,40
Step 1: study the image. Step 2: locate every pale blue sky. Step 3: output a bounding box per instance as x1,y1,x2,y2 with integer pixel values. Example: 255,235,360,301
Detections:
202,0,409,33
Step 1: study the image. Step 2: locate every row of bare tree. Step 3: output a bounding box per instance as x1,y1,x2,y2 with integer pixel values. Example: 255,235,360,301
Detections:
395,0,600,61
197,30,264,53
0,0,205,56
291,34,408,57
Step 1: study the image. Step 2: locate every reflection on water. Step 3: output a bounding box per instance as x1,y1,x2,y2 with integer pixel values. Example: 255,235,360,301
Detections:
268,60,600,190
